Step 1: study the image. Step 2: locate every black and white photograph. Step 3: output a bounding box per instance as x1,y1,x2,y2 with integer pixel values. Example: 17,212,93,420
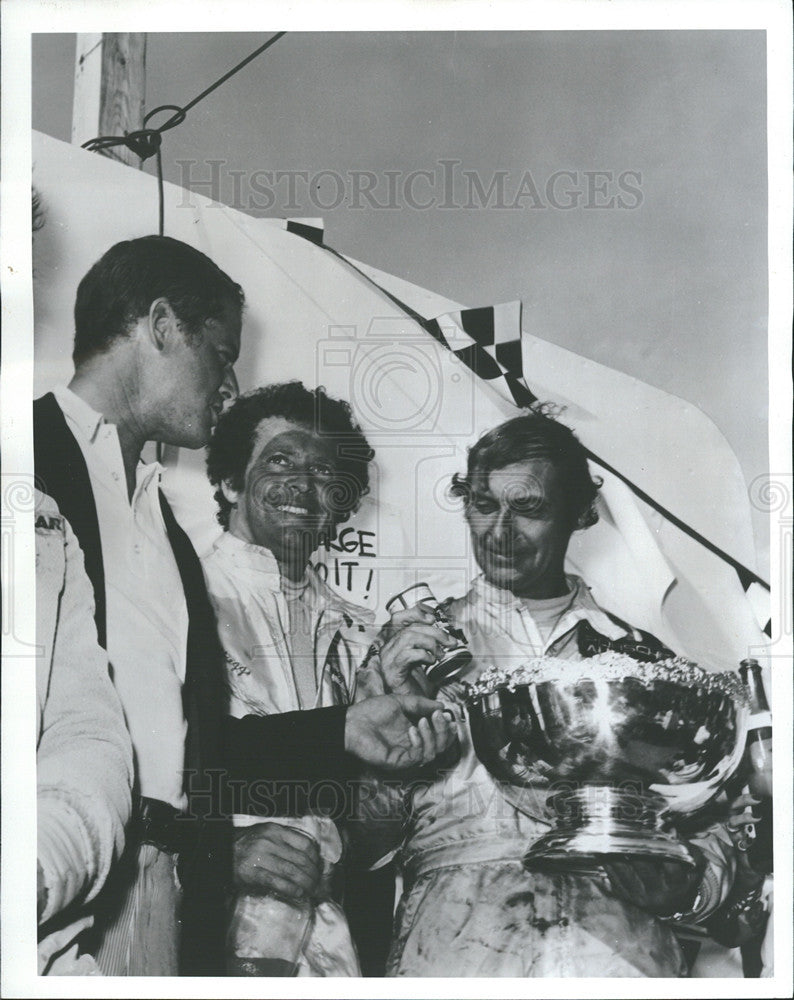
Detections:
1,1,791,996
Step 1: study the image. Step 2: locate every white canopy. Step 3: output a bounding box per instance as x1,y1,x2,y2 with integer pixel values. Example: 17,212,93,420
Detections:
32,130,767,671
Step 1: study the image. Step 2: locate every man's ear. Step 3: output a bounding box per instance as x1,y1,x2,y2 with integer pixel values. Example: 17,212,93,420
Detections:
148,297,178,351
220,479,241,506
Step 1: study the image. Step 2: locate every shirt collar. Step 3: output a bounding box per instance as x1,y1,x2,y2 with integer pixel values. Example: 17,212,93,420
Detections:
53,385,164,490
211,532,375,624
136,460,165,494
281,575,310,599
471,572,582,609
213,531,308,588
53,385,105,443
470,572,626,641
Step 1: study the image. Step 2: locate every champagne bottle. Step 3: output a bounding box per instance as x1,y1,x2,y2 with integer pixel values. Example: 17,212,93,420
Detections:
738,658,773,874
226,892,314,976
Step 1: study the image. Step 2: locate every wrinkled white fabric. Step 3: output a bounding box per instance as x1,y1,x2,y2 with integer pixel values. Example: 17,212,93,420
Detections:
35,491,133,971
37,916,103,976
383,575,734,977
203,532,374,718
204,532,376,976
53,386,189,810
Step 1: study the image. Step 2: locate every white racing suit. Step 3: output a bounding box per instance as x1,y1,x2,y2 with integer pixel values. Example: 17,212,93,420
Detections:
35,491,133,974
203,531,376,976
374,575,737,977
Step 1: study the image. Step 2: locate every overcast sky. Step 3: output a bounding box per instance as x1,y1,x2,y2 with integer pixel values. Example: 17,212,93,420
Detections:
32,30,769,567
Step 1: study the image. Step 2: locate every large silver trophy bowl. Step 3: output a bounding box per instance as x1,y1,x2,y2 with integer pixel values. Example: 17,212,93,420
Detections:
465,653,748,872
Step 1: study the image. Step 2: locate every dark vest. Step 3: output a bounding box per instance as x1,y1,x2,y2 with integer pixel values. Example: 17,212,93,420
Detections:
33,392,230,976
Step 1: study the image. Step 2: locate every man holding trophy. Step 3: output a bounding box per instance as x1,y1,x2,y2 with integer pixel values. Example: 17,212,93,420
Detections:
374,407,745,978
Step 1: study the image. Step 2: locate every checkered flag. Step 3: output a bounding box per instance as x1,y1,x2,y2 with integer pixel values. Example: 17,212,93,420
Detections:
427,306,771,638
286,235,773,642
428,302,538,409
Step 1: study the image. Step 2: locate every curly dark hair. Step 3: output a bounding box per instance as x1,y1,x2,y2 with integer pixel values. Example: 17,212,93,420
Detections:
73,235,244,365
207,381,375,531
450,403,602,530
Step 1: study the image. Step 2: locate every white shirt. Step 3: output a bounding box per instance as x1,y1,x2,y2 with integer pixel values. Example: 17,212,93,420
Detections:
450,573,629,666
53,386,189,809
518,589,581,650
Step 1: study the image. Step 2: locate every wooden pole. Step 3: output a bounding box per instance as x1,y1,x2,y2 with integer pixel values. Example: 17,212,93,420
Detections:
72,33,147,168
72,34,103,148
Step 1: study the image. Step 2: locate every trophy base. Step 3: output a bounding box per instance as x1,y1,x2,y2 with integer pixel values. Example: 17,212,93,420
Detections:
523,786,697,874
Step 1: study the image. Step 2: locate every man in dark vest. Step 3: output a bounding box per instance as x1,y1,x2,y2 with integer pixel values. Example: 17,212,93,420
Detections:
34,235,456,976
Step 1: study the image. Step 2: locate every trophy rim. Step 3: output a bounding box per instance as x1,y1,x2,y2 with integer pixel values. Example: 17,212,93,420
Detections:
464,651,749,707
464,651,749,811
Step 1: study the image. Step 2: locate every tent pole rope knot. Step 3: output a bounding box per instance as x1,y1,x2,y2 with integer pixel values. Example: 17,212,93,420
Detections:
80,32,286,236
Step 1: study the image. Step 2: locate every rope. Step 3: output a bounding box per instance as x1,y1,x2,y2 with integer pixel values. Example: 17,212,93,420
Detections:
161,34,286,126
81,33,286,235
322,244,771,595
77,33,770,605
